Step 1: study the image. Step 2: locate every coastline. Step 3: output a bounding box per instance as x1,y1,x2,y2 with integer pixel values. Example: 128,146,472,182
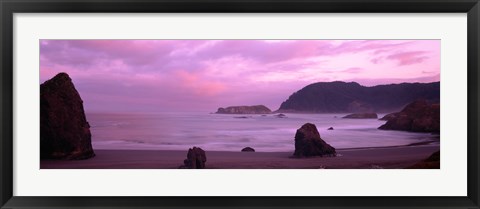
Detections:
40,144,439,169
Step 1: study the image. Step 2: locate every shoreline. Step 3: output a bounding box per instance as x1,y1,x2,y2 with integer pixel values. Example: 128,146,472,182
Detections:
41,144,439,169
335,139,439,151
91,137,440,153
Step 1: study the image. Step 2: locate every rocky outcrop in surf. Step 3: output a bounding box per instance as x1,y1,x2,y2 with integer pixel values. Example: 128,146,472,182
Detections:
379,112,399,121
379,100,440,133
293,123,336,157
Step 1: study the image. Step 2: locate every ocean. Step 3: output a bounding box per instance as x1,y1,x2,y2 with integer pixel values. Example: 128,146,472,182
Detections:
87,112,439,152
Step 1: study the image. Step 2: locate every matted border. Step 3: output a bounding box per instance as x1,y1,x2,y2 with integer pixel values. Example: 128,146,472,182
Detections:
1,0,479,208
14,14,463,197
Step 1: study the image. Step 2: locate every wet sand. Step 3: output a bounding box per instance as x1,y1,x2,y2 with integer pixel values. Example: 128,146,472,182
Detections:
40,145,439,169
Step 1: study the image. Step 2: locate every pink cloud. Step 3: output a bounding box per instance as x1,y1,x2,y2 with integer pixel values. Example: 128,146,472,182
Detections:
174,71,227,97
370,57,383,64
341,67,364,74
386,51,430,66
327,40,413,55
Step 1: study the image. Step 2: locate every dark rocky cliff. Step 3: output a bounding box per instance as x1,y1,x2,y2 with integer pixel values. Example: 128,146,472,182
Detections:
40,73,95,160
378,100,440,133
278,81,439,113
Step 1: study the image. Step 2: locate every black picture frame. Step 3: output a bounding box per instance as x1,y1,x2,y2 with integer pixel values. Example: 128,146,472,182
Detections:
1,0,479,208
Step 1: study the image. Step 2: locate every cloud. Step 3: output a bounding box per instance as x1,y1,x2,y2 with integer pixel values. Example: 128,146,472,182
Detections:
386,51,430,66
193,40,327,64
370,57,383,64
341,67,364,73
324,40,414,55
174,71,227,97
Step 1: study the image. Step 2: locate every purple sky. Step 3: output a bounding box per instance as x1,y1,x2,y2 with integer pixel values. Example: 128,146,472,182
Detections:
40,40,440,112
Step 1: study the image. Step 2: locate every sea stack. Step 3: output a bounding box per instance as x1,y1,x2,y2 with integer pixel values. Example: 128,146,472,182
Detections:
379,100,440,132
293,123,336,157
40,72,95,160
183,147,207,169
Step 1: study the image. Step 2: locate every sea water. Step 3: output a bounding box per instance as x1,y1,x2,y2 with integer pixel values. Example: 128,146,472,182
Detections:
87,112,439,152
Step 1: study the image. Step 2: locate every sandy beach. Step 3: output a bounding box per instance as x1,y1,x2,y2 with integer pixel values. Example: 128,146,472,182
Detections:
40,144,439,169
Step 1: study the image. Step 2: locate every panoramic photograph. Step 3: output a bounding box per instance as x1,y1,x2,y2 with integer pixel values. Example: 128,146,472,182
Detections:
39,40,440,169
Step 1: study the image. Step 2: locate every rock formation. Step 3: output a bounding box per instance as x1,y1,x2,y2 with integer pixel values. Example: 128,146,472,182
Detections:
327,127,334,130
293,123,336,157
183,147,207,169
216,105,272,114
378,100,440,133
278,81,440,113
40,72,95,160
379,112,399,121
406,151,440,169
342,113,378,119
241,147,255,152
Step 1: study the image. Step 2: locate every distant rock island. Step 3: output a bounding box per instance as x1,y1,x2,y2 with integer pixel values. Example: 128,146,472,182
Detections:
40,72,95,160
277,81,439,113
379,100,440,133
216,105,272,114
